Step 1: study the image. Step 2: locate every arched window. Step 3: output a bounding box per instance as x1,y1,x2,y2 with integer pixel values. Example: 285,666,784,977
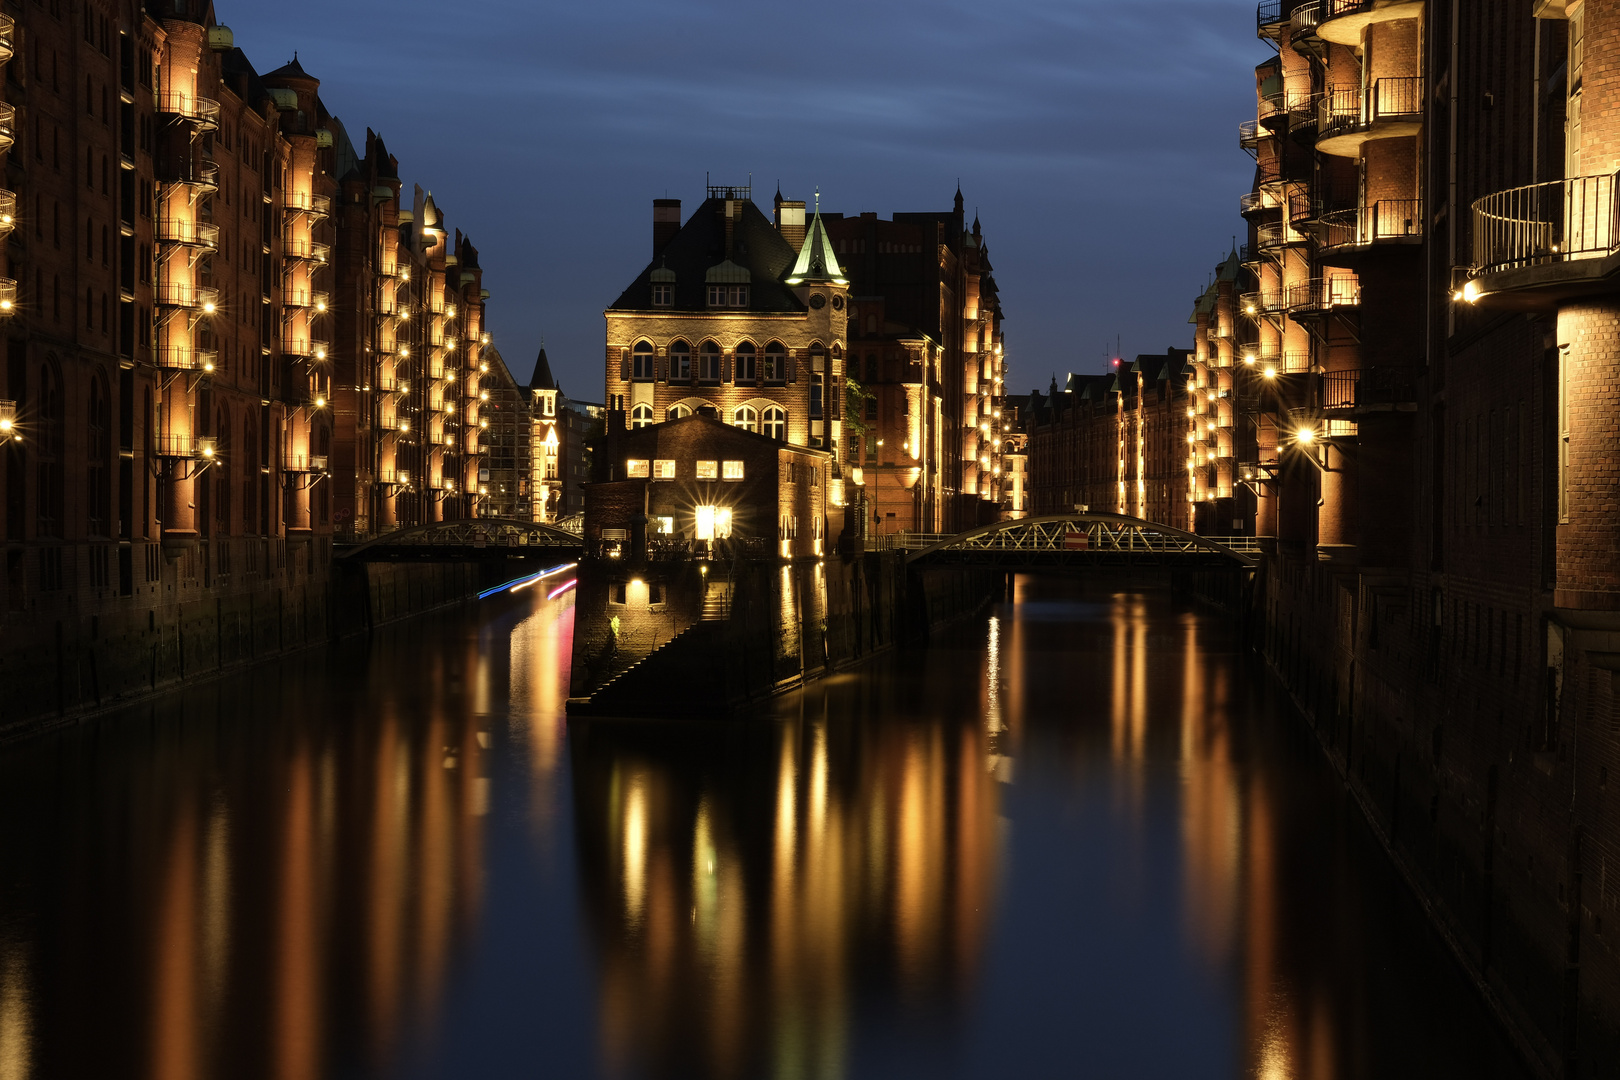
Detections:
666,403,691,421
732,404,758,433
631,403,653,429
669,340,691,382
699,340,721,382
764,342,786,382
763,406,786,441
735,341,757,382
632,340,655,381
865,356,877,383
87,374,109,537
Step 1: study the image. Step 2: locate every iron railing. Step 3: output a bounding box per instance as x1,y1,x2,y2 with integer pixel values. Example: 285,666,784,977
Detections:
1239,120,1262,156
1241,191,1273,216
1257,0,1285,29
1320,367,1420,410
1240,290,1286,315
1321,0,1374,18
154,283,219,310
1321,77,1424,142
283,192,332,217
1257,220,1305,249
157,95,221,129
1290,2,1321,41
156,219,220,250
1287,277,1361,311
153,347,217,371
1472,172,1620,274
1319,200,1423,250
282,238,330,263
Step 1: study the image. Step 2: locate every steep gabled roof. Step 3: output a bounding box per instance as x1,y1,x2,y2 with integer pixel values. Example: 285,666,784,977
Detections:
528,347,558,392
785,201,846,285
609,198,803,314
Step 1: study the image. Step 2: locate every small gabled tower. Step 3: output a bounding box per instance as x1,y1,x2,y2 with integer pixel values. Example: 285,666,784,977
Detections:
784,193,849,454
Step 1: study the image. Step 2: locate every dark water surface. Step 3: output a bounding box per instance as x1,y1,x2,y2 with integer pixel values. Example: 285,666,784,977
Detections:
0,579,1530,1079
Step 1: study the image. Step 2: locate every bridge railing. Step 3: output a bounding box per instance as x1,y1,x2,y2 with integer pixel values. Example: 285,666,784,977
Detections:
885,526,1262,556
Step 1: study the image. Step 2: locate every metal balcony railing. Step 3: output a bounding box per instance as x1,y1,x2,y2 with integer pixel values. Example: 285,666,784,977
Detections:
282,290,330,311
281,336,329,360
0,189,14,240
0,102,16,153
1319,200,1423,251
284,192,332,217
154,347,217,371
1239,120,1263,156
154,283,219,310
157,95,221,130
152,434,207,458
1257,0,1285,30
1239,290,1286,316
161,160,219,194
1240,191,1275,217
1258,91,1287,125
1472,172,1620,275
1289,2,1321,42
157,219,220,250
282,238,330,263
1287,277,1361,312
1321,0,1375,19
1321,78,1424,143
1321,367,1419,410
1256,220,1307,250
285,453,329,473
1281,351,1314,373
0,14,15,66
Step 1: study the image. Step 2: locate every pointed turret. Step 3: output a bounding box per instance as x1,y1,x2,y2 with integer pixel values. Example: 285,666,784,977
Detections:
528,346,558,392
785,193,847,286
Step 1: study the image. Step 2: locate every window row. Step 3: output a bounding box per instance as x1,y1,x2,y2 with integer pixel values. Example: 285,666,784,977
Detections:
632,340,789,382
625,458,746,481
629,402,787,439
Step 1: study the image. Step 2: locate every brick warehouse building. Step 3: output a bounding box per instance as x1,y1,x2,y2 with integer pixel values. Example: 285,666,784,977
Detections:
603,183,1008,536
0,0,491,719
1016,0,1620,1074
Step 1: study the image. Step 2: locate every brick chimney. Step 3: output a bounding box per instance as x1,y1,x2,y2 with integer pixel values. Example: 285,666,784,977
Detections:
653,199,680,258
776,199,806,249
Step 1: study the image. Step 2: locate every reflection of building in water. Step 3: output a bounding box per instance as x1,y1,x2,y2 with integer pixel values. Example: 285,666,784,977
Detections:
571,696,1000,1080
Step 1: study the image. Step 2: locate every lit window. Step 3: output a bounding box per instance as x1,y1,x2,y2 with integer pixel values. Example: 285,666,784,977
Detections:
762,406,785,441
655,516,674,535
653,459,676,480
652,283,672,306
695,505,733,540
667,403,691,421
732,404,758,432
722,460,744,481
735,341,757,381
630,403,652,429
626,458,650,479
696,460,718,480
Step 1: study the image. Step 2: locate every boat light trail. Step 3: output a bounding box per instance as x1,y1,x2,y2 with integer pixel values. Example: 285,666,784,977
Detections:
478,562,579,600
546,578,577,601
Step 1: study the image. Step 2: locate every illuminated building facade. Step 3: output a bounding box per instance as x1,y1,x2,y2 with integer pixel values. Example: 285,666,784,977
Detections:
526,346,597,523
0,0,490,715
824,193,1008,533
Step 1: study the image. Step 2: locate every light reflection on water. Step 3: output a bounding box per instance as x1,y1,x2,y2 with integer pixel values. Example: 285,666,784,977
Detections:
0,581,1530,1079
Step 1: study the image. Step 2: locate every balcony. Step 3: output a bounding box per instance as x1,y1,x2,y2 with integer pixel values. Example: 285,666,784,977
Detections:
1318,78,1424,157
0,102,15,153
284,192,332,219
281,335,329,361
285,453,329,474
155,283,219,311
157,219,220,251
0,189,14,242
1467,173,1620,308
1288,192,1330,228
157,94,221,131
1239,290,1286,316
161,160,219,197
0,14,15,66
1289,2,1323,45
154,347,218,371
1241,190,1279,219
1318,200,1423,258
1320,366,1419,412
152,434,208,458
1239,120,1268,157
283,289,330,312
1257,0,1287,36
1317,0,1425,46
0,277,15,315
282,238,330,264
1287,278,1361,319
1256,219,1308,252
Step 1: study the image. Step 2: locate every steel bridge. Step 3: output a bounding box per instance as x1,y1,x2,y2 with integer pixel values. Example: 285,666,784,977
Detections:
893,513,1259,569
337,518,584,560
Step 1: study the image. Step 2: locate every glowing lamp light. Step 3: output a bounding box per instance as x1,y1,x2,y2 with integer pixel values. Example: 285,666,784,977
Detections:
202,300,217,314
314,347,327,361
315,396,327,408
400,346,410,357
197,437,217,459
0,297,12,311
399,420,410,432
316,300,327,312
202,359,215,372
1461,279,1481,304
1187,433,1196,443
480,419,489,429
481,334,490,345
480,391,490,401
1187,408,1196,417
1296,427,1316,445
1246,305,1256,315
479,363,489,373
1263,367,1277,379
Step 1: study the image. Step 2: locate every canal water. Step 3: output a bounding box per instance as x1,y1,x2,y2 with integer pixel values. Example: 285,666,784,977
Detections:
0,578,1529,1079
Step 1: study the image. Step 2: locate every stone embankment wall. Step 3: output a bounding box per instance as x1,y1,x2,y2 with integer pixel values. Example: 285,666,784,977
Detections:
568,553,996,718
1254,548,1620,1080
0,557,495,741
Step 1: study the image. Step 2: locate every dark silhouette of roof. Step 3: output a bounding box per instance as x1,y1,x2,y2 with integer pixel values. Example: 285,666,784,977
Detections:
609,197,803,314
528,347,558,392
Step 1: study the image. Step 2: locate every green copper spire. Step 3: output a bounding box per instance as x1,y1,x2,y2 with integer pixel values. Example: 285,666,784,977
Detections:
785,190,846,286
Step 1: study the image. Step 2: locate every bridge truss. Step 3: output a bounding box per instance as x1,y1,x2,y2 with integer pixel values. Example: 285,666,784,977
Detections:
338,517,584,560
897,513,1259,569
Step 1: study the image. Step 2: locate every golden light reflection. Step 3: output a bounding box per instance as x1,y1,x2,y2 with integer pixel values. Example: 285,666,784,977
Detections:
0,944,29,1080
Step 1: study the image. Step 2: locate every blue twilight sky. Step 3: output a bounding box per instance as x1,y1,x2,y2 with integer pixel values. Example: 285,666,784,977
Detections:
220,0,1260,400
